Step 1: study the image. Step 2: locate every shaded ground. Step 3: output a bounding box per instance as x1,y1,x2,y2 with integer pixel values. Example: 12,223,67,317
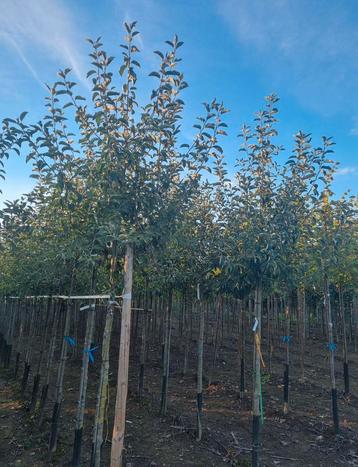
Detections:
1,327,358,466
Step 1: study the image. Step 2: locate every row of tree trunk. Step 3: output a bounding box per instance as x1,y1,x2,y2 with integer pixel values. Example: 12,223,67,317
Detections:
0,282,356,466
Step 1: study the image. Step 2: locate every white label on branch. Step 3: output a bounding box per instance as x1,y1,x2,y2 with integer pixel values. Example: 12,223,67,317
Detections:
252,317,259,332
80,304,96,311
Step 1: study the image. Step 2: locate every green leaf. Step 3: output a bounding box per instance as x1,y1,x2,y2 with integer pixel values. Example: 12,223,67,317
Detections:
154,50,164,59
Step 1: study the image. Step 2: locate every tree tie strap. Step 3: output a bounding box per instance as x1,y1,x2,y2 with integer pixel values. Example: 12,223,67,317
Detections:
64,335,76,346
84,346,98,363
255,334,265,369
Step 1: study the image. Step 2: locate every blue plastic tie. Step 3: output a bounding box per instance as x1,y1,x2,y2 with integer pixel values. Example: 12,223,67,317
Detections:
282,335,292,344
85,346,98,363
64,335,76,347
327,342,337,352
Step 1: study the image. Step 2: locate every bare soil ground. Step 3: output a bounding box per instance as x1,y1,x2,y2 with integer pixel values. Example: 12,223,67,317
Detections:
1,329,358,466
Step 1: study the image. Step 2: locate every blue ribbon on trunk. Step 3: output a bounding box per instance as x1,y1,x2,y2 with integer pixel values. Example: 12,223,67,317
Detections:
85,346,98,363
64,335,76,346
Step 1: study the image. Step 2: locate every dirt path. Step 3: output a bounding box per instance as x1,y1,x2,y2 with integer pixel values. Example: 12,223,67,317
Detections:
0,373,46,466
1,336,358,466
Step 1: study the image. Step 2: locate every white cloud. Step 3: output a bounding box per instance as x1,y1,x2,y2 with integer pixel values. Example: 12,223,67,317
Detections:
336,167,357,176
218,0,358,115
2,33,45,88
349,116,358,136
0,0,88,88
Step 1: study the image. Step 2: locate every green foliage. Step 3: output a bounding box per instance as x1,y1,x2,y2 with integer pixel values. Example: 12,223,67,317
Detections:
0,22,357,300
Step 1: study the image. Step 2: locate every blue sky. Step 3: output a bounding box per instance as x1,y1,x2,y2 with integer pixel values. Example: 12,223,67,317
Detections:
1,0,357,204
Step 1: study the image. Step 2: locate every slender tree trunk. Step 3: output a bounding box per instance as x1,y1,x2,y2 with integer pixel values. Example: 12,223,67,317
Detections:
138,291,148,401
110,243,134,467
209,295,221,385
152,294,157,343
239,301,246,400
21,300,36,397
267,296,272,374
72,267,97,467
353,296,358,352
29,298,51,412
91,244,117,467
71,301,96,466
91,301,114,467
160,288,173,416
49,266,76,453
283,300,290,415
196,286,205,441
1,299,9,366
298,288,306,380
160,295,166,367
324,273,339,434
14,300,25,379
338,286,349,395
252,280,263,467
321,300,326,339
0,298,7,365
179,291,184,338
4,299,16,369
274,297,279,338
49,298,73,452
39,299,61,426
182,294,189,377
349,301,353,345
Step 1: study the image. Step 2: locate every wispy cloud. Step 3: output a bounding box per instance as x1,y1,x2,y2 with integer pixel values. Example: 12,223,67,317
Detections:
218,0,358,116
0,0,88,88
349,116,358,136
2,33,45,88
114,0,174,67
336,166,357,176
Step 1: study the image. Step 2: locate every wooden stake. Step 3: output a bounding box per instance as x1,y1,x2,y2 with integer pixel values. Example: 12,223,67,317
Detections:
110,243,134,467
